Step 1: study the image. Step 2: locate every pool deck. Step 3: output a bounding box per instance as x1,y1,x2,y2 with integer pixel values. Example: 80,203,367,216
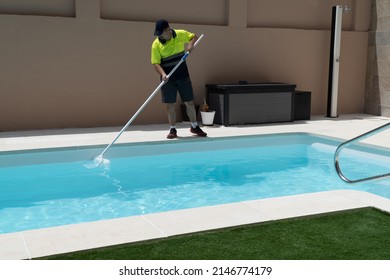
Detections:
1,114,390,259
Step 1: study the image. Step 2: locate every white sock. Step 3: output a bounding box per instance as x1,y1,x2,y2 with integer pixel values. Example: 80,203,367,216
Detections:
170,126,176,129
191,122,198,128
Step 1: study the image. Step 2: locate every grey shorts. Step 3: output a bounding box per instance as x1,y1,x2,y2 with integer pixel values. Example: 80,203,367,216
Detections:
161,77,194,103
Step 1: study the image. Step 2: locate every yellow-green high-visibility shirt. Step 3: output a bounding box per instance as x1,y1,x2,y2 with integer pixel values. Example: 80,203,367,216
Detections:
151,29,195,80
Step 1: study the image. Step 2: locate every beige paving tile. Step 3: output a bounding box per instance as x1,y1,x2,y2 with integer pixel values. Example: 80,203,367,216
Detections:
144,202,272,236
23,216,165,259
336,190,390,212
243,191,371,220
1,114,389,151
0,233,30,260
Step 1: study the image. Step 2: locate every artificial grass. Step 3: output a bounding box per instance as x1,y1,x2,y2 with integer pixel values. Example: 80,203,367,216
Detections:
39,207,390,260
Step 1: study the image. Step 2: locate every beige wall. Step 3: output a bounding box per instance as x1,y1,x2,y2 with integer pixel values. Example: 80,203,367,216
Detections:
365,0,390,117
0,0,371,131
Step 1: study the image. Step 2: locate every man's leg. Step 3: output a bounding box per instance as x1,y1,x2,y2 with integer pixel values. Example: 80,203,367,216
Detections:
166,102,177,139
161,80,179,139
184,101,207,137
166,103,176,126
184,100,197,123
179,78,207,137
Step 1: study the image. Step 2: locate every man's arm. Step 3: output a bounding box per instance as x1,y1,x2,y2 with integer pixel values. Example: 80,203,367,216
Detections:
186,34,198,52
153,64,168,81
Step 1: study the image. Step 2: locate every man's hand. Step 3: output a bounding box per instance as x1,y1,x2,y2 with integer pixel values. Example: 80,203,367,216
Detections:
153,64,168,81
161,73,169,81
185,43,195,53
185,35,198,53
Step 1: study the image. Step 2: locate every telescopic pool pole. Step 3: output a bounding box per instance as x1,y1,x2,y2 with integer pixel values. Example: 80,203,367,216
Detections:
84,34,205,168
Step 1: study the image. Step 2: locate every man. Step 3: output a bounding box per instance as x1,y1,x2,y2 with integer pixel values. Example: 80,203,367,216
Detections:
151,19,207,139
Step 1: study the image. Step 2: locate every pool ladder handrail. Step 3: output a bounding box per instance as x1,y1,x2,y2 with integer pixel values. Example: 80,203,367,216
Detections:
334,122,390,183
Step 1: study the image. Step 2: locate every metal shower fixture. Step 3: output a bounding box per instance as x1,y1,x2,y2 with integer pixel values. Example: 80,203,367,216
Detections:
343,5,352,13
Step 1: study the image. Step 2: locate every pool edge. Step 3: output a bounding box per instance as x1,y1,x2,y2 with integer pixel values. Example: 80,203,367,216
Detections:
1,189,389,260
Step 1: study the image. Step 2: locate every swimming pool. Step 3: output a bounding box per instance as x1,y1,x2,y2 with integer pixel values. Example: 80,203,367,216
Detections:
0,133,389,234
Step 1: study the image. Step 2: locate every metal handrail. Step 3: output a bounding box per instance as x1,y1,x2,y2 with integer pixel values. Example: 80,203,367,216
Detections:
334,122,390,183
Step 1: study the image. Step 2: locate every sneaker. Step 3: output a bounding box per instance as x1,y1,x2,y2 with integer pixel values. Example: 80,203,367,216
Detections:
190,125,207,137
167,128,177,139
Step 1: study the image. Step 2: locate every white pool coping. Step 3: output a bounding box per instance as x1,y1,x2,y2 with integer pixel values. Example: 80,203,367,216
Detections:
1,114,390,259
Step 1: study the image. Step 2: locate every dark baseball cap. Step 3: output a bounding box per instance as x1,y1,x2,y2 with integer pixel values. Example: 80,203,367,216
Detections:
154,19,169,36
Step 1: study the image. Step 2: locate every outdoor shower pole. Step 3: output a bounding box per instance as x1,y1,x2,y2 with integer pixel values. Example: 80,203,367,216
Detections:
326,5,344,118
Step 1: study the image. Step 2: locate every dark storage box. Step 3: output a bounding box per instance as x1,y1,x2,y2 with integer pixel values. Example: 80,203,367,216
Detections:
206,83,296,126
293,91,311,120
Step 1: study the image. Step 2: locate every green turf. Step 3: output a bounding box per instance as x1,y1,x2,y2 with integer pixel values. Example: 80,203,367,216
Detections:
38,207,390,260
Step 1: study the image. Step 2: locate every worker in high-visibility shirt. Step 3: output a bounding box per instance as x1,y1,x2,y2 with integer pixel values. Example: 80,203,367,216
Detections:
151,19,207,139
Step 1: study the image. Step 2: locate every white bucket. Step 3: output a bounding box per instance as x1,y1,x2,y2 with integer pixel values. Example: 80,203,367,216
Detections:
200,111,215,126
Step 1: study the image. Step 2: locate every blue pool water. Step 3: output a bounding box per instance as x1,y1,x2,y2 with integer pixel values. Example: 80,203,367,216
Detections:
0,133,389,234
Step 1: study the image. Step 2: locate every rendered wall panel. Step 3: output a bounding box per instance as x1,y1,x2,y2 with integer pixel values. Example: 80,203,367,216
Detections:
0,0,75,17
101,0,228,26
